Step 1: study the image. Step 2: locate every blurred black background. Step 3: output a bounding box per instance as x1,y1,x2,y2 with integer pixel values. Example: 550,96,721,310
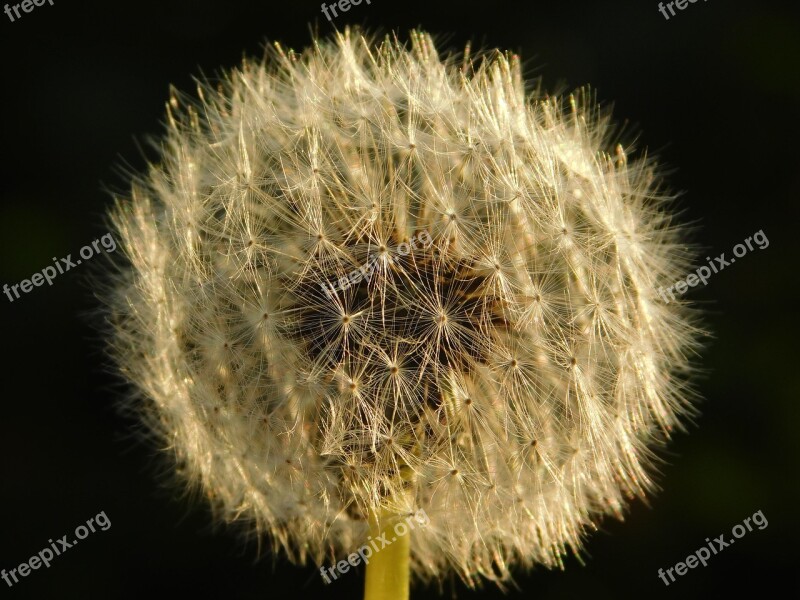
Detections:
1,1,798,598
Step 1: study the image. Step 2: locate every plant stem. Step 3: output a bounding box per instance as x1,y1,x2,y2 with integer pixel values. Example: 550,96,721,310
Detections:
363,506,410,600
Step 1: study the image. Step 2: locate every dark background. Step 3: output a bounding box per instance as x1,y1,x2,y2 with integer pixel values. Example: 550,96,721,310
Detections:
1,1,798,598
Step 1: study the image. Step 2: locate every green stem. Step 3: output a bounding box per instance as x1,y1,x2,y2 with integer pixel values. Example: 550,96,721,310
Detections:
363,506,410,600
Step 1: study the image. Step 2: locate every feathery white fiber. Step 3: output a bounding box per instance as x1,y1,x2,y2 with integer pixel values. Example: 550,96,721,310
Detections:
106,28,700,587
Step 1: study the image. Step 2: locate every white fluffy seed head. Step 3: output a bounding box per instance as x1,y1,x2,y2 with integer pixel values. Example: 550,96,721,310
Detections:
106,28,701,587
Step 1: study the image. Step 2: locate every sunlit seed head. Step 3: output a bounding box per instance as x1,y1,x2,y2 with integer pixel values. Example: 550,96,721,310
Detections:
105,28,701,588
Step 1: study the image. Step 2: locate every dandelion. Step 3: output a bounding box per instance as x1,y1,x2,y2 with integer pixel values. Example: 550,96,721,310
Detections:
105,28,701,598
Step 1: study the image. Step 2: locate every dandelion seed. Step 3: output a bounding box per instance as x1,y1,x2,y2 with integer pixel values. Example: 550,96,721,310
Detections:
105,28,701,595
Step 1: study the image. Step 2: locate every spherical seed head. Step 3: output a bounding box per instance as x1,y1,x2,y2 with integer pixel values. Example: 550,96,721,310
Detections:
106,29,700,587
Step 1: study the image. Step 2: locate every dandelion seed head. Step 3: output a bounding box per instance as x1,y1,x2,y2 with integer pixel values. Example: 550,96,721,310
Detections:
107,28,700,587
